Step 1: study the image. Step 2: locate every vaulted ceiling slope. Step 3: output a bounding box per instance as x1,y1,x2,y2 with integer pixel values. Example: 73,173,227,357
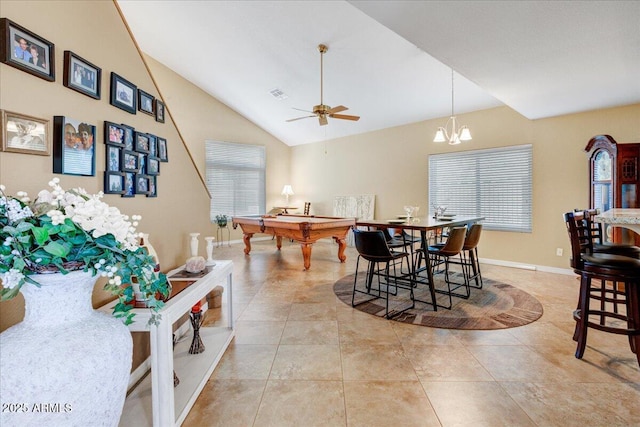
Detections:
117,1,640,147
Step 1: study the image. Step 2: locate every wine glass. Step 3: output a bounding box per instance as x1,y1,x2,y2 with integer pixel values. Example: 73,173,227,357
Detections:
412,206,420,221
403,205,414,219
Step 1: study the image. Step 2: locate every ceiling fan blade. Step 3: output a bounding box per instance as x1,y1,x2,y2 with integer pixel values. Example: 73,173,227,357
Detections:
327,105,348,114
292,107,314,113
319,115,328,126
286,115,316,122
330,113,360,121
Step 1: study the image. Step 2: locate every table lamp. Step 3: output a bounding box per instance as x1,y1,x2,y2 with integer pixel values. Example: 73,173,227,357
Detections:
281,184,294,205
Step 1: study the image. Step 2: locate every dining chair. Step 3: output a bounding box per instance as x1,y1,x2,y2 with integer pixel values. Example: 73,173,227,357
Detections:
303,202,311,215
351,229,415,318
564,211,640,366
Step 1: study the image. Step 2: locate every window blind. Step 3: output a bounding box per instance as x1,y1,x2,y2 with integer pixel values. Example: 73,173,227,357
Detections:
205,140,266,220
428,144,532,232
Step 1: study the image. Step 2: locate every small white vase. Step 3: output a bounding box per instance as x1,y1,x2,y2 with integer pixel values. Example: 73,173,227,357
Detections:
205,236,216,266
0,270,133,427
189,232,200,257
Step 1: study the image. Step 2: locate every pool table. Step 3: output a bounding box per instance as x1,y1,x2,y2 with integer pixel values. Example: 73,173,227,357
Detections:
232,214,356,270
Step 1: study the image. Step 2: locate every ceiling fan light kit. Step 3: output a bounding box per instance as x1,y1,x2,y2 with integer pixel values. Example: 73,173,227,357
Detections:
434,69,472,145
286,44,360,126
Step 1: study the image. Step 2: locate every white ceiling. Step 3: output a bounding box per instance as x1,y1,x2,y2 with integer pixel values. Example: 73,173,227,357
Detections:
116,1,640,147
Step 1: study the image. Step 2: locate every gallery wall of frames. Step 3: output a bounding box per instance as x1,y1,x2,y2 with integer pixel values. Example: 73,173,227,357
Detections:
0,17,168,198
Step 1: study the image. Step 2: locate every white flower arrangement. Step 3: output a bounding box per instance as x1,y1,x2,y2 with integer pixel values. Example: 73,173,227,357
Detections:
0,178,169,324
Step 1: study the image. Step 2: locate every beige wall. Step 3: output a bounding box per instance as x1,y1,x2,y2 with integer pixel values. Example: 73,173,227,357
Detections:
290,103,640,269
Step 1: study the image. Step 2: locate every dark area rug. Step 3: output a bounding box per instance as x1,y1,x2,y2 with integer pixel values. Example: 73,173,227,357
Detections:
333,273,543,330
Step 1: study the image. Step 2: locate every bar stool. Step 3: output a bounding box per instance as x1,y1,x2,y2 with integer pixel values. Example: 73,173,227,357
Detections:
461,224,484,289
564,211,640,365
581,208,640,258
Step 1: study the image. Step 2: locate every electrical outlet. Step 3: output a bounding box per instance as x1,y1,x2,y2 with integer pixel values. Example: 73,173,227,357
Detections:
556,248,563,256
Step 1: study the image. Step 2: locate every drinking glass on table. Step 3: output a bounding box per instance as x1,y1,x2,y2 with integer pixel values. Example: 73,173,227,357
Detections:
403,205,414,219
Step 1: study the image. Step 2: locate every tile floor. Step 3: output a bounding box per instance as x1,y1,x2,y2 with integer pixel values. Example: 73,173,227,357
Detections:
183,239,640,427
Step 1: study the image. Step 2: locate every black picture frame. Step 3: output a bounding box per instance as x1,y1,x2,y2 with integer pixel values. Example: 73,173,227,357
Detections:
135,174,150,194
155,99,165,123
104,121,125,147
138,89,154,115
157,137,168,162
147,157,160,176
122,150,139,172
120,124,134,151
122,172,136,198
52,116,96,176
138,153,147,174
104,171,124,195
147,176,157,198
63,51,100,99
0,18,55,82
106,144,121,172
147,134,157,157
134,131,149,153
110,72,137,114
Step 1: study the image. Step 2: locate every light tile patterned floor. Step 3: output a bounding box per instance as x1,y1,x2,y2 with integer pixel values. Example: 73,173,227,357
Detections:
183,240,640,427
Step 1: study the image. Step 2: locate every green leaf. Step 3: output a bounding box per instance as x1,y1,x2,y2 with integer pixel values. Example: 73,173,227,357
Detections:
43,240,71,258
32,227,50,246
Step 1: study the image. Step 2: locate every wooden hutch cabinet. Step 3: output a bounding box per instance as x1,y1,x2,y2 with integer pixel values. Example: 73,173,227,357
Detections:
585,135,640,245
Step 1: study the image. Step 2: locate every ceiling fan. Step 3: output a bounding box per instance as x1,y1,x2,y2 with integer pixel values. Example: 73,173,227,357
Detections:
286,44,360,126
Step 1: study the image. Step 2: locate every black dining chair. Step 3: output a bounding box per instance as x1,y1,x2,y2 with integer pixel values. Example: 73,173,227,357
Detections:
351,229,415,318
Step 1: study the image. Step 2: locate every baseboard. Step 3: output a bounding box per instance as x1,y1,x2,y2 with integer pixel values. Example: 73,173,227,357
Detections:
479,257,575,276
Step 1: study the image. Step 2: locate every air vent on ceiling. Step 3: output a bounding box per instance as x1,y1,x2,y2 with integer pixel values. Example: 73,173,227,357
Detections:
269,88,288,100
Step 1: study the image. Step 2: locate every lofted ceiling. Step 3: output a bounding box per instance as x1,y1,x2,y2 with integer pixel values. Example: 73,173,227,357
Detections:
116,1,640,147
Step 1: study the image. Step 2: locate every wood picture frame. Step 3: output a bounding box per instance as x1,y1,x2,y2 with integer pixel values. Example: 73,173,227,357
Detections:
0,18,55,82
157,137,168,162
104,121,125,147
122,171,136,198
52,116,96,176
110,72,137,114
138,89,154,115
106,144,121,172
104,171,124,195
155,99,165,123
63,51,100,99
0,110,50,155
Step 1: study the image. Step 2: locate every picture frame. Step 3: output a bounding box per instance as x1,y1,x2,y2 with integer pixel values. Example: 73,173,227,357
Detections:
0,18,55,82
155,99,165,123
157,137,168,162
0,110,50,155
53,116,96,176
120,124,135,151
104,172,124,195
122,150,139,173
135,174,150,194
106,144,121,172
122,172,136,198
147,157,160,176
138,89,154,116
134,131,149,153
147,134,157,157
147,176,157,198
104,121,125,147
138,153,147,174
63,51,101,99
110,72,137,114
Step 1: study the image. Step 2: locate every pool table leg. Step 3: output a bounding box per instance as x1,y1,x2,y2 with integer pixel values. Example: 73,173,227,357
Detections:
301,243,312,270
242,233,253,255
276,236,283,250
334,236,347,263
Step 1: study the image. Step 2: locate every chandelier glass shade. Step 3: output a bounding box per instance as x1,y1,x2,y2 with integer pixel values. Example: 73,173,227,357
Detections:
434,69,472,145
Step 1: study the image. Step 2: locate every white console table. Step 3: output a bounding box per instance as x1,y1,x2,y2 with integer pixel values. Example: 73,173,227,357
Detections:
102,260,234,426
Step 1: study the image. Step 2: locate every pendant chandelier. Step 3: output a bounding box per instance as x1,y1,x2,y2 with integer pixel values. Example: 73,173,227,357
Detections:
433,69,472,145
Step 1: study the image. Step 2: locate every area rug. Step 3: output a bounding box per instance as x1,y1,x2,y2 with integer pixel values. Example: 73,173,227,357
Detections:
333,273,544,330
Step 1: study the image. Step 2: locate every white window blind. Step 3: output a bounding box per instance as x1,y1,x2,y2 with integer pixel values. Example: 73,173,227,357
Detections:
429,144,532,232
205,140,266,220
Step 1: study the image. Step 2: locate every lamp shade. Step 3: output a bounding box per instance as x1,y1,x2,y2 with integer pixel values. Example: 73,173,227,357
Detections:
281,185,294,196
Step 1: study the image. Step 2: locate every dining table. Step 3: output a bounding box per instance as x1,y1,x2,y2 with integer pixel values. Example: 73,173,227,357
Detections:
594,208,640,236
355,215,486,310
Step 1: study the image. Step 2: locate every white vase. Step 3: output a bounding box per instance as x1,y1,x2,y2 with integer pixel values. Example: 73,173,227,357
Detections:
205,236,216,266
0,270,133,427
190,232,200,257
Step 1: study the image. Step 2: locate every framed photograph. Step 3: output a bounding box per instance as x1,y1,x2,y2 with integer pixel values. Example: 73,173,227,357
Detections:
122,172,136,198
148,134,157,157
1,110,50,155
63,51,100,99
122,150,139,173
104,121,125,147
157,137,168,162
134,132,149,153
155,99,165,123
121,124,134,151
106,144,121,172
147,157,160,176
147,176,157,198
110,72,137,114
0,18,54,81
138,153,147,174
138,89,154,115
135,174,150,194
104,172,124,195
53,116,96,176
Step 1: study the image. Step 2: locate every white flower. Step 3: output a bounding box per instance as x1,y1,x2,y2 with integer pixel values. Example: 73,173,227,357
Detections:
0,269,25,289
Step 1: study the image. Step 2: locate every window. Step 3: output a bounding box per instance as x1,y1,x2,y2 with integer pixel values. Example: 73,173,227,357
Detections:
205,140,265,220
429,144,532,232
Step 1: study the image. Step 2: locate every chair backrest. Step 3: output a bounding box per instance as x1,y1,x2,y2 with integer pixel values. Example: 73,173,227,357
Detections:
303,202,311,215
564,211,592,270
438,226,467,256
353,229,394,261
582,208,606,245
463,223,482,250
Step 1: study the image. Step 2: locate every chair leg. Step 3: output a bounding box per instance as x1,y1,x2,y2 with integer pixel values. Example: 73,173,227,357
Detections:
575,274,591,359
